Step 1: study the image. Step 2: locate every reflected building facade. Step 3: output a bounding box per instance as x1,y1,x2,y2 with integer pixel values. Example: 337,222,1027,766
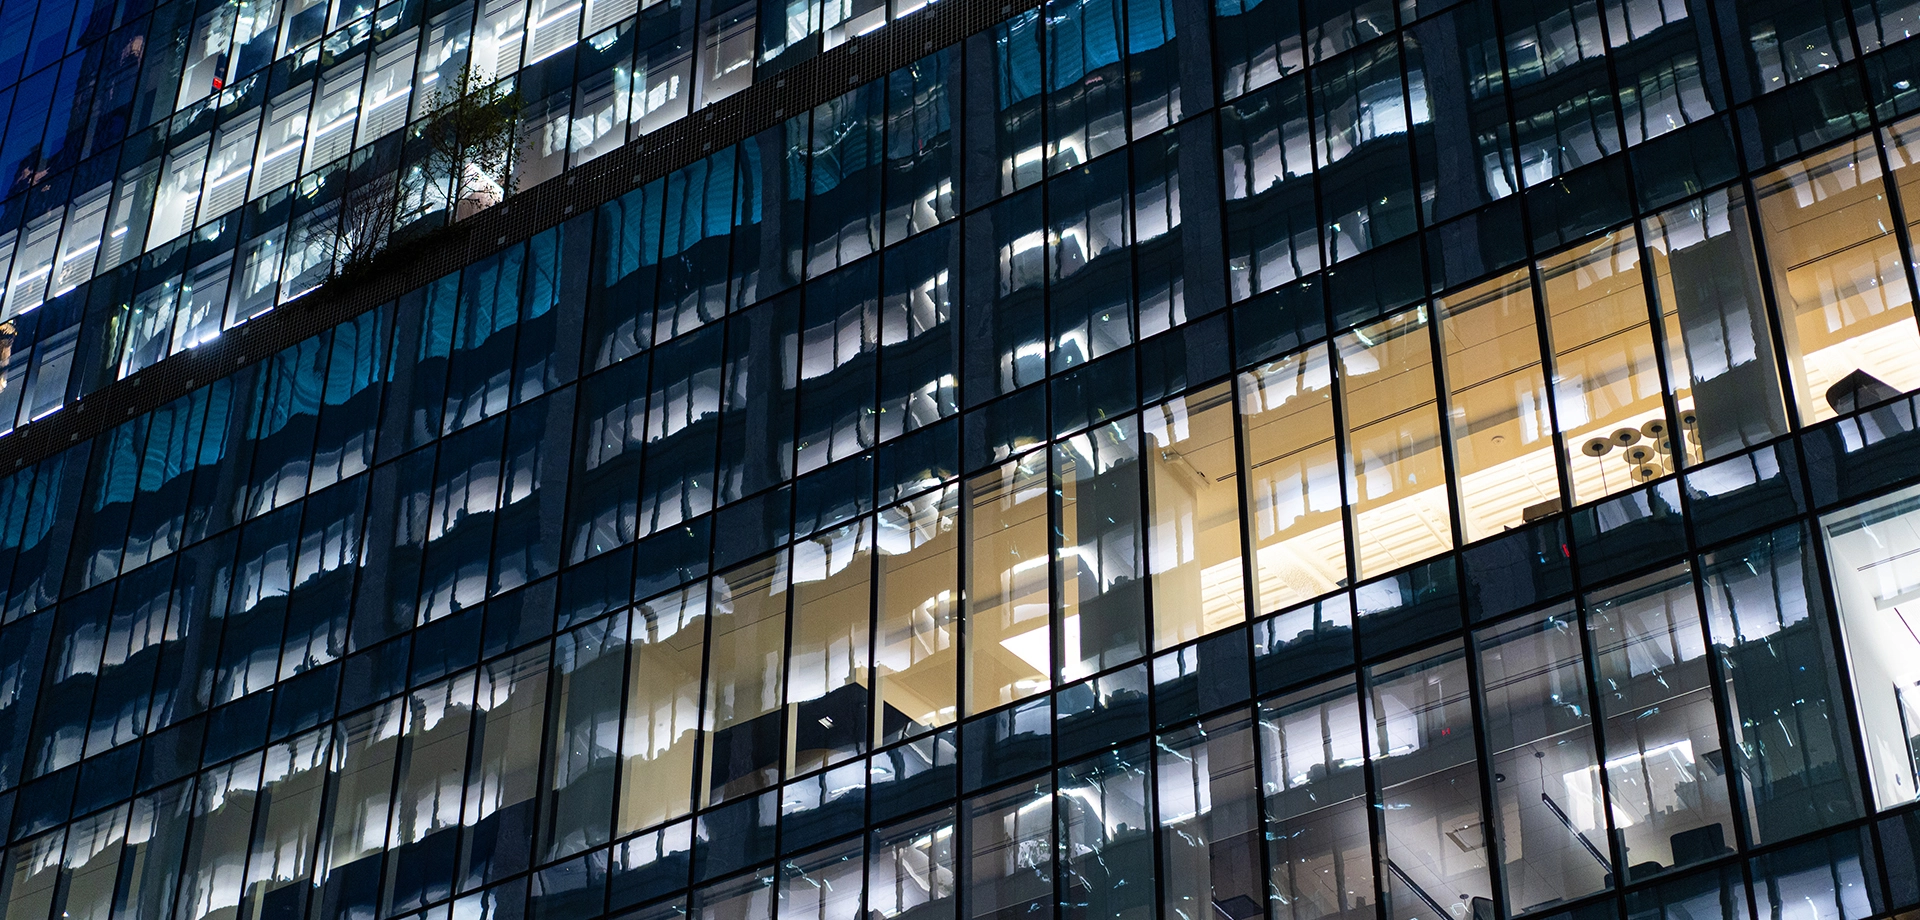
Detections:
3,0,1920,919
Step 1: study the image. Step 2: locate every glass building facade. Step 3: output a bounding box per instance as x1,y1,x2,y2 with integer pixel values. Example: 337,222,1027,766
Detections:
5,0,1920,918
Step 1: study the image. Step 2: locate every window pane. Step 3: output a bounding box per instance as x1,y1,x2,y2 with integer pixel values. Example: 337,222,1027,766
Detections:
1259,679,1371,920
1145,384,1247,649
1339,309,1453,578
120,783,195,920
797,264,878,474
1157,711,1264,920
1701,526,1864,843
867,809,956,919
1240,344,1347,614
317,704,400,918
1475,610,1610,912
622,586,708,833
1047,154,1133,372
1214,0,1303,99
1368,642,1493,920
1221,79,1321,301
1641,189,1789,461
963,780,1052,920
1755,138,1920,423
875,485,960,743
787,520,873,774
805,86,883,276
462,646,549,889
1750,828,1882,920
1437,270,1560,541
243,731,331,920
882,51,959,244
1058,743,1155,920
4,830,64,920
693,865,775,919
385,673,475,913
1315,41,1419,260
1541,230,1672,504
964,455,1052,715
1820,483,1920,810
705,556,789,807
778,837,865,920
1624,865,1754,920
543,613,626,860
1045,0,1128,172
1586,568,1738,881
1055,418,1147,681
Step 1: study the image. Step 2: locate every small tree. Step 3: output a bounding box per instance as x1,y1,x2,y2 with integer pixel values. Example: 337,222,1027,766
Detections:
415,65,521,221
292,174,402,278
332,177,401,270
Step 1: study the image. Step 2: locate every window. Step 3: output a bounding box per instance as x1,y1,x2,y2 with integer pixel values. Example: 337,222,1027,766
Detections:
1368,643,1493,920
1144,384,1247,649
1541,231,1671,503
1259,680,1371,920
874,485,960,743
1475,609,1610,912
1755,138,1920,423
964,454,1052,714
1240,345,1346,613
1821,484,1920,810
787,520,872,773
1585,568,1738,881
1338,309,1452,577
704,555,789,806
1054,418,1147,680
1436,270,1560,541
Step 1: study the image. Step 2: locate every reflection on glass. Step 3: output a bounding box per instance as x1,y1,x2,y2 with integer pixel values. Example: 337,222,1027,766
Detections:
1701,527,1863,843
1819,483,1920,810
779,837,865,920
1755,138,1920,423
1475,610,1609,913
318,702,400,915
1748,828,1879,920
385,674,475,913
787,521,873,775
1047,155,1133,372
704,557,789,807
1623,865,1754,920
3,830,64,920
963,781,1053,920
621,586,708,833
244,733,330,920
868,809,956,919
1145,383,1247,649
1058,743,1155,920
462,647,549,888
1054,418,1147,681
1540,231,1672,502
1367,642,1493,920
1338,309,1453,577
875,485,960,743
543,612,625,859
1259,679,1373,920
1240,344,1348,613
1642,189,1790,461
1437,270,1560,542
1586,569,1737,881
60,805,127,920
1157,713,1264,920
693,864,775,919
965,454,1052,714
